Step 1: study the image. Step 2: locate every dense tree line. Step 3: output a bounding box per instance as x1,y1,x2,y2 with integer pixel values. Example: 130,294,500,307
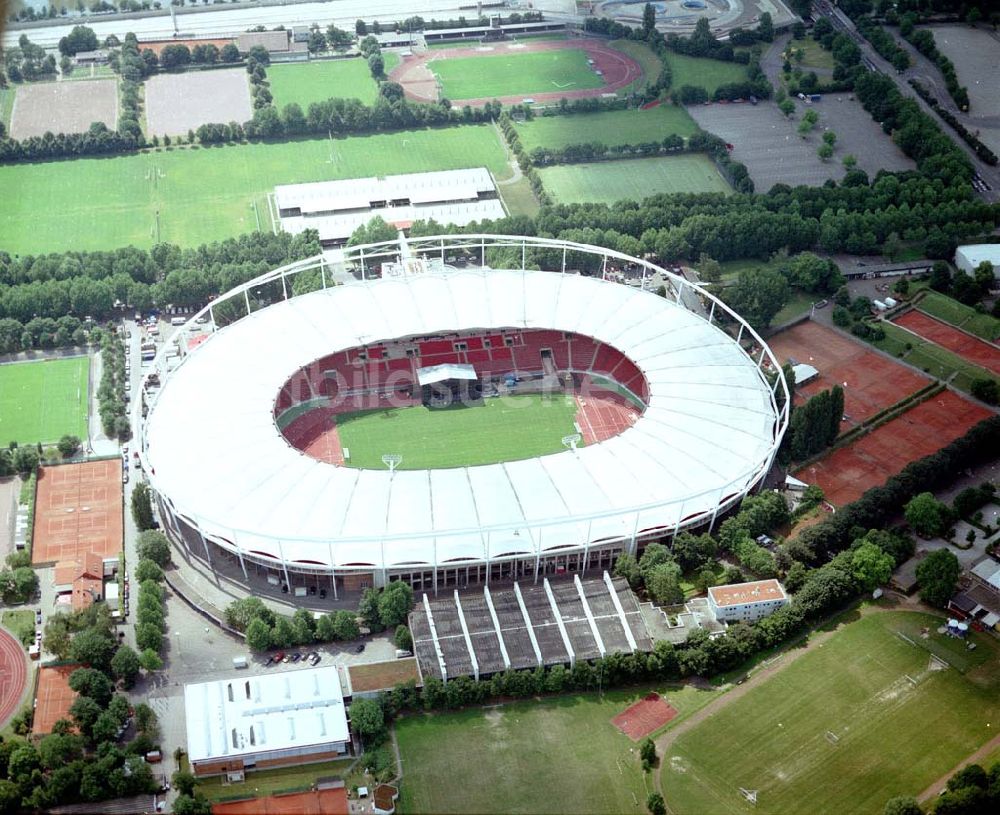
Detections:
855,17,911,71
787,386,845,461
908,79,998,165
3,34,56,82
98,329,129,440
898,15,969,110
0,314,96,354
884,759,1000,815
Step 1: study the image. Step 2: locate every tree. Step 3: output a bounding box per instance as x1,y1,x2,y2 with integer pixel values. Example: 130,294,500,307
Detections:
111,645,141,687
136,622,163,653
69,627,116,672
245,618,272,652
131,482,155,531
332,610,360,640
378,581,414,628
613,553,643,590
69,667,113,706
0,566,37,603
91,710,120,744
37,731,83,770
291,608,316,645
394,625,413,651
58,25,98,56
135,559,164,583
139,648,163,672
818,143,833,162
642,3,657,35
779,99,796,117
843,154,857,170
220,43,240,63
883,796,922,815
904,492,952,538
134,702,158,736
724,267,790,330
349,698,385,742
367,52,385,79
647,562,684,605
172,770,198,797
43,613,73,660
640,737,656,771
850,542,893,592
69,695,102,738
647,792,666,815
355,19,368,35
136,530,171,566
173,793,213,815
57,434,81,458
916,549,961,607
12,445,39,475
970,378,999,405
225,596,275,631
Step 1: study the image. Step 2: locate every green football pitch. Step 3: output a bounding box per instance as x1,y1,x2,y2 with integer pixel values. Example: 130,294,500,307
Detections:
662,610,1000,815
0,357,90,446
515,105,699,152
268,56,399,109
663,51,748,94
539,154,730,205
336,394,579,469
396,684,721,815
0,125,508,255
430,48,603,100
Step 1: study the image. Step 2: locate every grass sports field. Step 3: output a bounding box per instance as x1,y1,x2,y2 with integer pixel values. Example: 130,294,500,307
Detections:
915,290,1000,342
0,357,89,445
0,125,508,254
336,394,578,469
268,56,398,109
663,51,748,95
539,155,730,205
397,684,721,814
663,610,1000,815
515,106,698,152
431,48,602,100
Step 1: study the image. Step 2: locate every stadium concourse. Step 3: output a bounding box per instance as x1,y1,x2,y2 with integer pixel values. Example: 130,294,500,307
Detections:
137,236,788,600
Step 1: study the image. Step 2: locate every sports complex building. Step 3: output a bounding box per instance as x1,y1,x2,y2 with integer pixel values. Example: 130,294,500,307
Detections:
136,235,788,597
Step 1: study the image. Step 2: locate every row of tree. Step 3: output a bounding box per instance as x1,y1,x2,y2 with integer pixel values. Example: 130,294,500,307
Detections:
98,329,129,441
898,14,969,110
855,17,911,72
908,79,998,165
787,386,845,462
134,531,171,659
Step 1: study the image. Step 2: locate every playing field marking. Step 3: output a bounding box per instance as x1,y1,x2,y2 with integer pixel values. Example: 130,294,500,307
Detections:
551,81,576,89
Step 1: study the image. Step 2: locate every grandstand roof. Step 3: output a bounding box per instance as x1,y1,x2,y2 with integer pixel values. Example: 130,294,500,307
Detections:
184,666,349,764
417,363,477,386
145,268,779,567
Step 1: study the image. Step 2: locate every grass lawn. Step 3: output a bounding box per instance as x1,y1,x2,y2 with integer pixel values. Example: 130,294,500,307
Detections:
663,51,748,95
515,106,698,152
396,684,722,815
0,357,89,446
430,48,602,100
268,58,382,108
662,610,1000,815
194,758,356,802
609,39,663,94
773,290,816,326
498,176,541,217
337,393,579,469
718,257,785,285
785,38,836,71
1,610,35,647
916,290,1000,342
0,125,508,254
871,321,998,394
539,155,730,205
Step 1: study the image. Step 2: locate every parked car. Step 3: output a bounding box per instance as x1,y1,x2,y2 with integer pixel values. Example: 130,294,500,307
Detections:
291,652,302,663
355,643,366,654
273,651,286,663
34,609,41,625
308,652,321,666
264,655,275,667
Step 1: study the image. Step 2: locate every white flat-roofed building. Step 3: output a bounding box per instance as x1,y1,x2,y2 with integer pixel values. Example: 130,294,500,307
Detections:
272,168,506,247
954,244,1000,277
708,579,788,623
184,666,350,778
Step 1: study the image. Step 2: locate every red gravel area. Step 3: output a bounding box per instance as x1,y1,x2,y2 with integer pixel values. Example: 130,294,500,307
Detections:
794,390,992,506
575,393,639,444
0,628,28,730
389,39,642,107
767,321,929,427
894,310,1000,376
612,692,678,740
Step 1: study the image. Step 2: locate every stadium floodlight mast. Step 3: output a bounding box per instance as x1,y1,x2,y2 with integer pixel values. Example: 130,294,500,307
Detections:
381,454,403,474
562,433,582,452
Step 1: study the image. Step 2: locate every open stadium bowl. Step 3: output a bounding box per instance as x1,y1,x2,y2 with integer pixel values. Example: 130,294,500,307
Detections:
135,235,789,589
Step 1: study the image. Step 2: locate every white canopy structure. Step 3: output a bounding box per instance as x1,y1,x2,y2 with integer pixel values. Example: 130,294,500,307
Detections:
416,363,478,386
138,236,788,588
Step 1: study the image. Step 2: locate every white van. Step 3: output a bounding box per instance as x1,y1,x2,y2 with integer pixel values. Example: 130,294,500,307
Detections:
232,655,249,669
170,317,186,327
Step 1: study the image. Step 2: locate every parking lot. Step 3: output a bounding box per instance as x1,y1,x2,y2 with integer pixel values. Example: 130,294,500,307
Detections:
690,98,914,191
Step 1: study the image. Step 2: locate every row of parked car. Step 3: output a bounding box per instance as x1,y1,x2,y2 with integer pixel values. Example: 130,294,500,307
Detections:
264,650,323,667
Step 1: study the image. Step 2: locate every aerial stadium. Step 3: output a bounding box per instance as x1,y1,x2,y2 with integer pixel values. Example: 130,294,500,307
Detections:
136,235,789,598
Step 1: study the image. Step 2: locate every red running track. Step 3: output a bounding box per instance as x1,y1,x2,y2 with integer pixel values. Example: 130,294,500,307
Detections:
575,394,639,445
894,310,1000,376
0,628,28,729
389,39,643,107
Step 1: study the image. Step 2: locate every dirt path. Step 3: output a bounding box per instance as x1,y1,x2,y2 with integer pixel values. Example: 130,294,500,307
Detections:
917,732,1000,802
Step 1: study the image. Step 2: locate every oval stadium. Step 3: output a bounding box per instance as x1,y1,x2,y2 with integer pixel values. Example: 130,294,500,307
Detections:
136,235,789,596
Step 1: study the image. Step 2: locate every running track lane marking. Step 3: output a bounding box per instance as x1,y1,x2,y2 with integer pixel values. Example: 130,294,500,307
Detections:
0,627,28,728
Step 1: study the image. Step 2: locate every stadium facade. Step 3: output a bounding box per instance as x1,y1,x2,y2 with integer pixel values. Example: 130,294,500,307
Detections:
136,236,789,596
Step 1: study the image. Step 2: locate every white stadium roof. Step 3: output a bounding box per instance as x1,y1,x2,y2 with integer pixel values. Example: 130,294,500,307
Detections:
145,262,780,571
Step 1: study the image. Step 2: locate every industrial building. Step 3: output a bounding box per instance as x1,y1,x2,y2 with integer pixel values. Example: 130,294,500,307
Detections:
184,666,350,778
271,169,506,247
954,244,1000,277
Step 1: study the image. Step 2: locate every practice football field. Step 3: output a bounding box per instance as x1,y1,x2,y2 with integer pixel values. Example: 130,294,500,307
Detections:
0,125,508,255
539,155,731,204
430,49,603,99
0,357,90,446
336,394,579,469
662,610,1000,815
397,684,720,815
515,105,699,152
268,56,399,109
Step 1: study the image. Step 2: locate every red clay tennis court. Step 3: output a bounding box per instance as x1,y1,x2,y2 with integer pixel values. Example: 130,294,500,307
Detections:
32,460,123,565
767,322,929,427
894,310,1000,375
611,692,678,740
33,664,80,735
0,628,28,729
212,788,348,815
795,390,992,506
